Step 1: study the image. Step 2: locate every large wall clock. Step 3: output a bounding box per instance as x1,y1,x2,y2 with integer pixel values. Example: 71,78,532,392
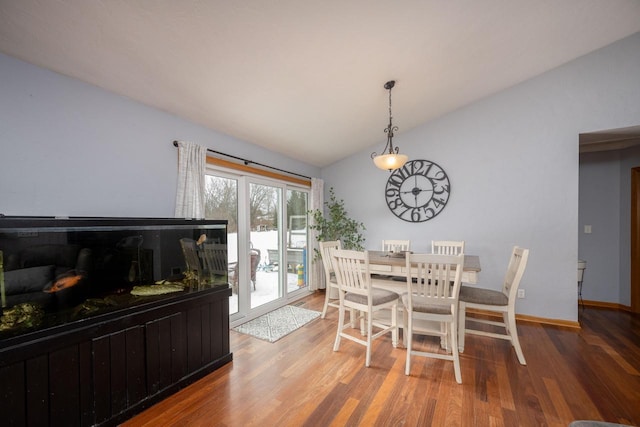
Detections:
384,159,451,222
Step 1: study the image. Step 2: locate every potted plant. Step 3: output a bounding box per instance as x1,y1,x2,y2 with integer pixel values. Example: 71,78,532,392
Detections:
308,187,366,256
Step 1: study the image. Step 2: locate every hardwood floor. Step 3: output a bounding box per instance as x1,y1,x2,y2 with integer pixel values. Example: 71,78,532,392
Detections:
123,292,640,427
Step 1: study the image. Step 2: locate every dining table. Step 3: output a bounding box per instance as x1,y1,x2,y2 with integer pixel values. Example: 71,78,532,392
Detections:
367,250,481,288
365,250,481,347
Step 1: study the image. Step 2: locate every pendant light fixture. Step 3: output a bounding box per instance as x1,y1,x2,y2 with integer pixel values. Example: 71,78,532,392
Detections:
371,80,408,171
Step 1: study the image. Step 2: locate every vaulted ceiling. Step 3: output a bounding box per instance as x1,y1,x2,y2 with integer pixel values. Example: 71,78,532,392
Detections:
1,1,640,166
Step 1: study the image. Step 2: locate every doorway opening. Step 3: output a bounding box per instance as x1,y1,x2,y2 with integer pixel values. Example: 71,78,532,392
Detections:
631,167,639,313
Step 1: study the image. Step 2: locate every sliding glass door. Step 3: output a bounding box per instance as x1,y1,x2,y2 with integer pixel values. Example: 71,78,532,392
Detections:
205,168,310,323
204,173,239,314
248,180,282,309
286,188,309,291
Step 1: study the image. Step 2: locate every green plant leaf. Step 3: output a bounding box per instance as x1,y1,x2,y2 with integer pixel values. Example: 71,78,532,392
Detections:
308,187,366,254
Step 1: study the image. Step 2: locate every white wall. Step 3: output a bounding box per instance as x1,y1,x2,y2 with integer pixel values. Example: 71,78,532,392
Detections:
322,32,640,322
0,52,320,217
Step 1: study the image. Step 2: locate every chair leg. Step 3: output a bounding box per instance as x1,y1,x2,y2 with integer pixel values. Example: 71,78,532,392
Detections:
333,304,344,352
402,308,409,348
507,308,526,365
321,286,332,319
458,302,466,353
450,320,462,384
440,322,449,351
349,309,358,329
365,309,373,367
391,304,398,348
405,312,413,375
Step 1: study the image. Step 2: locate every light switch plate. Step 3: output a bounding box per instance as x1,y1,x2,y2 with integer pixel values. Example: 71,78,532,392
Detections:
584,225,592,234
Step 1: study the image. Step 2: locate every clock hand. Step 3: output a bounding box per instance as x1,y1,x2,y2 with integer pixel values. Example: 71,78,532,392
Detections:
400,187,423,195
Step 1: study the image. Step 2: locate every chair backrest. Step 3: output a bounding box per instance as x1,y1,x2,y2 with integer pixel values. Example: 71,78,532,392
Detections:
330,249,372,298
502,247,529,300
179,238,202,273
405,253,464,308
250,248,261,281
319,240,342,279
382,239,411,253
202,243,228,276
431,240,465,255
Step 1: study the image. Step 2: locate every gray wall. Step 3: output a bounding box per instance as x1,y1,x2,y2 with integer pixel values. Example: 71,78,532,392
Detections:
579,145,640,305
2,32,639,323
322,32,640,322
619,146,640,304
0,52,319,217
579,150,622,303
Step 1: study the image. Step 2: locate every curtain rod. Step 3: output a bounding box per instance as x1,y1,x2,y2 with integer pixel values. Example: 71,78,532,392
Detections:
173,141,311,180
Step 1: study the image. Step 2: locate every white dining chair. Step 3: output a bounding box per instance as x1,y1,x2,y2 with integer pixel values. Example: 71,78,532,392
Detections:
382,239,411,253
331,249,399,367
431,240,465,255
458,246,529,365
403,253,465,383
319,240,342,318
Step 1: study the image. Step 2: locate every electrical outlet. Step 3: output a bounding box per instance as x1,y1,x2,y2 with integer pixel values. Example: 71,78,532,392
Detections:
517,289,525,299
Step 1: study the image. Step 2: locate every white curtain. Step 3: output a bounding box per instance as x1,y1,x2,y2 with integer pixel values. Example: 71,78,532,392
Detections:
309,177,324,290
174,140,206,218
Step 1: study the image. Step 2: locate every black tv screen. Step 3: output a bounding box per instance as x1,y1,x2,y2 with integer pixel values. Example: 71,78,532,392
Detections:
0,216,228,340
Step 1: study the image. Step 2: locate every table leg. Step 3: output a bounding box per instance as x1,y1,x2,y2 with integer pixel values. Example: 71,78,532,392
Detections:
458,301,466,352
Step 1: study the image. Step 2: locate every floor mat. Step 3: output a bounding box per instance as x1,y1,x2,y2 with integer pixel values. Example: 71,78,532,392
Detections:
233,305,321,343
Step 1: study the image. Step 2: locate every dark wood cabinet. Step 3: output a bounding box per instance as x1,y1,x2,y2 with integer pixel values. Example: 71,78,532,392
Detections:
0,286,232,427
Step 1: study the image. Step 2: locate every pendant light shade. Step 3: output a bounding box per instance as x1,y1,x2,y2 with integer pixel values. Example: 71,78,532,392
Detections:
371,80,408,171
372,153,409,170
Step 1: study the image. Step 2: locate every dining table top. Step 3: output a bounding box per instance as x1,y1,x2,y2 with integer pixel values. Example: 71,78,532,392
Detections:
367,250,481,273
